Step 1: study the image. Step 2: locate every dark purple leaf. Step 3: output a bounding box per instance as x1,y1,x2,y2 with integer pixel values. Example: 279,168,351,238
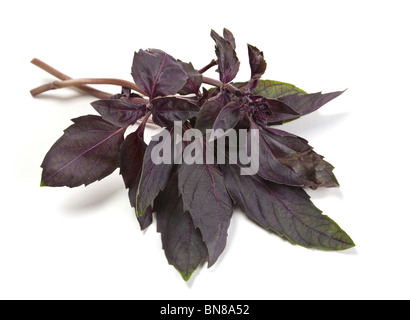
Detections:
248,120,306,187
178,160,233,267
156,171,208,281
177,61,203,95
223,28,236,49
152,96,199,128
252,96,300,125
136,128,175,216
41,115,125,187
280,152,339,189
211,30,240,83
131,49,188,100
221,164,355,250
278,90,346,116
119,114,154,230
247,44,267,91
262,127,339,189
121,119,153,229
120,123,146,190
211,102,244,139
91,99,146,127
136,206,153,231
259,126,310,156
195,92,231,134
120,116,147,207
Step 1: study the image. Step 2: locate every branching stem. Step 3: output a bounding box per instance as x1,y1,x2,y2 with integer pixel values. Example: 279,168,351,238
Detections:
31,77,147,98
30,58,154,124
31,58,113,99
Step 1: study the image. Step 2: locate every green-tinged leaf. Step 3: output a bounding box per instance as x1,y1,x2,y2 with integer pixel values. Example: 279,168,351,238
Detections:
120,120,147,192
252,82,344,122
252,79,307,98
119,116,153,230
221,164,354,250
156,171,208,281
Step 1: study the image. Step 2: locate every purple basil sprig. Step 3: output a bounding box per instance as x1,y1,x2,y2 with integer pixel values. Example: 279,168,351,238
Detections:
31,28,354,281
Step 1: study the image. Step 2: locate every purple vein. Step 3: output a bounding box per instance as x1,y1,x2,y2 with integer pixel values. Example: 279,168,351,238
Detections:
46,127,125,181
184,165,206,208
81,140,113,182
205,164,223,254
150,53,167,100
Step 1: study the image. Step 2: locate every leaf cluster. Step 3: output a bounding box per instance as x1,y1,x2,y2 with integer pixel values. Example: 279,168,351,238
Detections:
39,28,354,281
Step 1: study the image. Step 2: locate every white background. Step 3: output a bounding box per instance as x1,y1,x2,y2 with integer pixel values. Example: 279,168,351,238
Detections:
1,0,409,300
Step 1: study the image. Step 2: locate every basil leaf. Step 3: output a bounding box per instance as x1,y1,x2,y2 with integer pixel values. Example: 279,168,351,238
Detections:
41,115,125,187
152,96,199,128
261,126,339,189
156,171,208,281
278,90,346,116
136,128,174,216
195,92,231,134
211,29,240,84
178,161,233,267
177,61,203,95
131,49,188,100
212,102,244,138
249,120,306,186
252,79,307,98
91,99,146,127
223,28,236,49
221,164,355,250
247,44,267,91
253,96,300,125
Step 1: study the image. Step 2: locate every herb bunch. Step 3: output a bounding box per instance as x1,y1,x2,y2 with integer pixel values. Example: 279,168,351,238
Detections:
31,28,354,281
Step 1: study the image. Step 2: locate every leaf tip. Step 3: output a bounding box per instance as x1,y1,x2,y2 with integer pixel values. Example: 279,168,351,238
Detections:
210,29,218,40
341,235,356,250
136,207,145,217
179,271,193,282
